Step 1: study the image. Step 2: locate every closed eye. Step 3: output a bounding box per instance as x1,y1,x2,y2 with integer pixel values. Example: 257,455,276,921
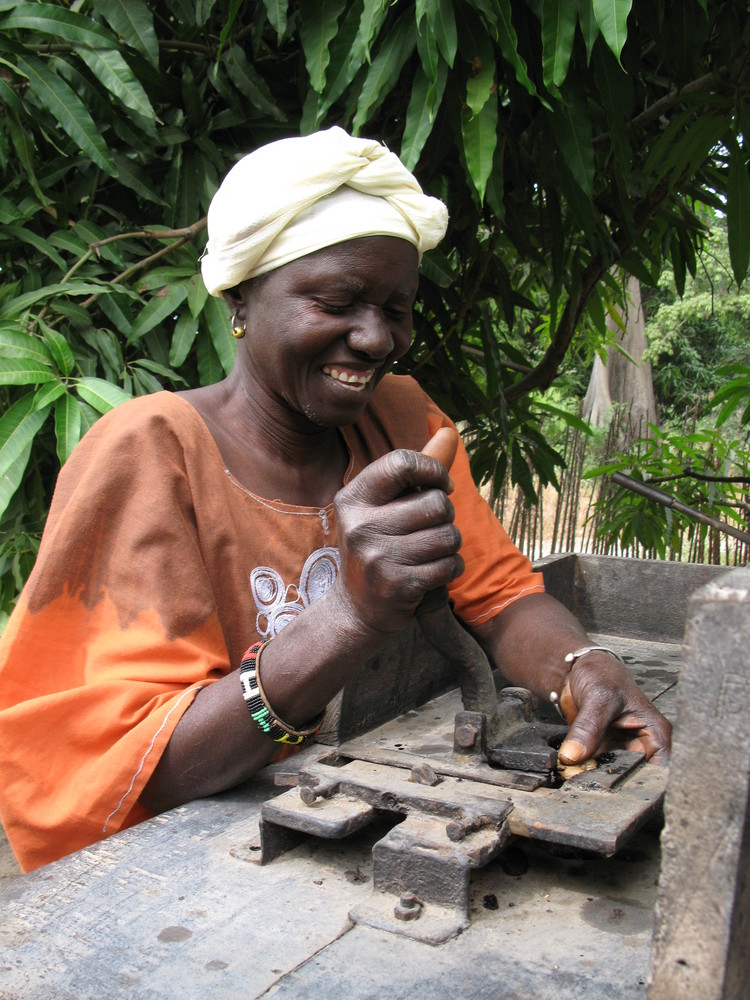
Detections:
315,300,351,315
384,306,411,321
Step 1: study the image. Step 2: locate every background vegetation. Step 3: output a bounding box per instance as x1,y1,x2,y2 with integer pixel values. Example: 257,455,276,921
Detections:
2,0,750,622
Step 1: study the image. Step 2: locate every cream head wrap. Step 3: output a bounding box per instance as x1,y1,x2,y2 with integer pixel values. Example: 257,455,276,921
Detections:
201,126,449,296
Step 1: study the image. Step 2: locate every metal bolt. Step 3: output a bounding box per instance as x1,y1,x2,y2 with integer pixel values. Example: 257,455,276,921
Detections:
410,762,441,786
394,892,422,921
299,785,318,805
455,724,477,748
299,776,336,805
446,813,490,842
445,820,467,842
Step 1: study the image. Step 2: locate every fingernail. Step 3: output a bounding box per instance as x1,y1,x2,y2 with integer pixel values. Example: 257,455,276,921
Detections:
558,739,586,764
446,476,455,494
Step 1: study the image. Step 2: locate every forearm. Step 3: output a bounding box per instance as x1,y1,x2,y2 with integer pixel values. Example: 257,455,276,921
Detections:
140,585,391,814
470,592,590,702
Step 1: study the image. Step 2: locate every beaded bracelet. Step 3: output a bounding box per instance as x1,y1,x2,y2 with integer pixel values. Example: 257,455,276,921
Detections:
239,639,322,746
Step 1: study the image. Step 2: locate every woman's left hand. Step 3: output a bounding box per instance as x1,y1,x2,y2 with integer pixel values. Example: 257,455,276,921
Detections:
471,592,672,767
557,652,672,765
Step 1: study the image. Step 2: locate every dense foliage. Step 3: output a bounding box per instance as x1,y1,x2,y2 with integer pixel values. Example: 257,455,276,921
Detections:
1,0,750,616
581,218,750,561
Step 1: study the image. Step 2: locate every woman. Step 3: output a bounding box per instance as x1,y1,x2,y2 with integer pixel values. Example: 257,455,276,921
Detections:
0,128,670,872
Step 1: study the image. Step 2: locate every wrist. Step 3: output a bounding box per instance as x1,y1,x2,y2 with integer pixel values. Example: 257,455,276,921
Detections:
549,645,626,715
325,578,407,643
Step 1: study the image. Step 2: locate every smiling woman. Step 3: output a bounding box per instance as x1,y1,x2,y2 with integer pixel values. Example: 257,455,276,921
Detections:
0,128,671,873
210,238,419,441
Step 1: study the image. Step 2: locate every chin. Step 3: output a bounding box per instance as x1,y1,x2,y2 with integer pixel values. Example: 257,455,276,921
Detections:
303,396,370,428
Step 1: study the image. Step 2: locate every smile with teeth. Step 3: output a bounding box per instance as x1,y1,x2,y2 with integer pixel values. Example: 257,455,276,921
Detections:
322,366,375,392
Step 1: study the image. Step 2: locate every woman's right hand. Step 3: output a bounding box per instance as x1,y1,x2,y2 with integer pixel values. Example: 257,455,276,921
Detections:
331,447,464,635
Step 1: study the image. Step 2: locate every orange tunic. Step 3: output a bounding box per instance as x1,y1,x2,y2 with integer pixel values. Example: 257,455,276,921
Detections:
0,376,543,871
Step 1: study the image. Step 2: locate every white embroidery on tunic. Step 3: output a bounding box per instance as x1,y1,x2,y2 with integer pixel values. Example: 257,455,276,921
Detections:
251,546,341,639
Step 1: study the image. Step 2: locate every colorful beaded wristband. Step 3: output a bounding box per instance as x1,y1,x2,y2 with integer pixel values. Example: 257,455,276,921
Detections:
239,639,322,746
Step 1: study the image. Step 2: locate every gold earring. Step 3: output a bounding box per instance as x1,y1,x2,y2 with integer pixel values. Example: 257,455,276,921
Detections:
231,312,246,339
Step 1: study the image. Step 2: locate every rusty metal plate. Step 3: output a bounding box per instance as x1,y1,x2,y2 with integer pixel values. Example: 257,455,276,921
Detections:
259,633,676,935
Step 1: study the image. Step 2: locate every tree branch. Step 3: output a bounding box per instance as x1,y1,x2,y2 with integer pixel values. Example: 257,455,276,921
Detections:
592,68,732,148
79,219,207,309
649,470,750,486
504,179,673,404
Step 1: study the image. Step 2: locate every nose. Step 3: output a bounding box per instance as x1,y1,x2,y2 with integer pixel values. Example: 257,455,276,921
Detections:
346,305,395,360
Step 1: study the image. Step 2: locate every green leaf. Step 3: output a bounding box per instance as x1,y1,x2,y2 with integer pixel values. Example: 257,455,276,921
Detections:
419,249,455,288
54,392,82,465
188,273,209,319
127,284,190,344
548,86,595,199
593,43,632,180
14,55,117,175
352,12,416,134
93,0,159,67
98,295,133,337
0,439,33,522
261,0,288,42
298,0,348,93
48,230,89,257
5,111,48,205
301,0,367,130
0,391,51,479
1,223,66,270
491,0,541,102
0,281,124,320
462,9,495,116
576,0,600,60
169,311,199,368
593,0,633,64
196,330,223,386
416,14,439,82
132,358,186,383
0,4,118,48
225,45,287,122
426,0,457,69
77,399,100,435
201,295,236,376
542,0,578,90
33,380,67,410
132,366,163,395
726,135,750,287
535,400,593,433
195,0,219,27
0,76,23,116
462,89,498,203
0,329,54,366
40,326,76,377
400,61,447,171
0,358,56,385
349,0,390,67
111,151,168,206
76,377,132,414
77,47,157,122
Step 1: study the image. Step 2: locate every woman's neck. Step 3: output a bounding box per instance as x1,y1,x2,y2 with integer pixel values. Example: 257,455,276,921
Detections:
178,372,350,507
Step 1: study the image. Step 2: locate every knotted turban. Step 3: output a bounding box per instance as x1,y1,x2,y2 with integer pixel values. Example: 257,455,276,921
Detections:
201,126,449,296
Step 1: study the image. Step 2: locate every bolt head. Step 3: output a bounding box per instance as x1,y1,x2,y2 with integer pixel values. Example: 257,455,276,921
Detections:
455,724,477,748
394,893,422,921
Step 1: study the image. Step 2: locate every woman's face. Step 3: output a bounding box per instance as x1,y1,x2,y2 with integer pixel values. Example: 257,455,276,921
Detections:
234,236,420,429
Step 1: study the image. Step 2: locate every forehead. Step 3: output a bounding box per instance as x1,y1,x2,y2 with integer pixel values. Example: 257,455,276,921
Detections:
267,236,420,296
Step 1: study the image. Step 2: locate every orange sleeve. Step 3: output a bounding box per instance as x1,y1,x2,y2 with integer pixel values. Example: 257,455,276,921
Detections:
0,397,228,871
422,400,545,626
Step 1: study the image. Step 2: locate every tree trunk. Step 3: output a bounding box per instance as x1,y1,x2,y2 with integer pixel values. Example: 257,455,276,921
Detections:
582,274,658,445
